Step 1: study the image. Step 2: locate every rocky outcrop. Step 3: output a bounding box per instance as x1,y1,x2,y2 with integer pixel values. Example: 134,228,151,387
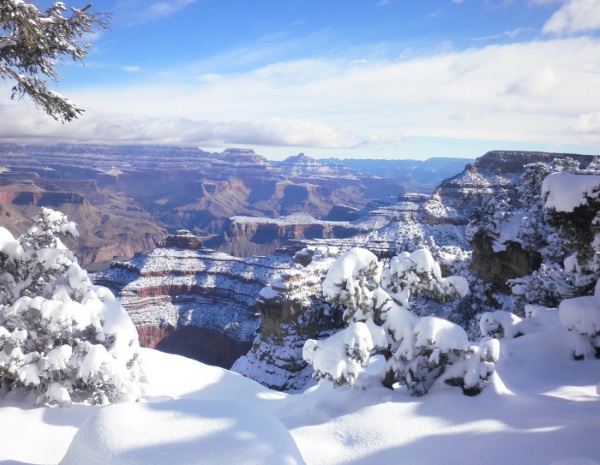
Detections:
137,323,176,348
470,231,543,292
156,325,253,368
232,247,344,391
209,213,363,257
162,230,204,249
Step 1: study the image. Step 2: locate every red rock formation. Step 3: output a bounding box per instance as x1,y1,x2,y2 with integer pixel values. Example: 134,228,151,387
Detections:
137,323,176,348
0,143,407,265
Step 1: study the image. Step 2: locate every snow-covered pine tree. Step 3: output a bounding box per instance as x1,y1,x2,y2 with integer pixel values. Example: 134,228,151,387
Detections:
0,208,142,406
516,159,578,263
541,168,600,358
303,248,499,396
0,1,108,121
542,167,600,292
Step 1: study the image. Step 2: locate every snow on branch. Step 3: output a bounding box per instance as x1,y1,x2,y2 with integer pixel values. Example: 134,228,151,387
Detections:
0,1,109,121
304,247,497,397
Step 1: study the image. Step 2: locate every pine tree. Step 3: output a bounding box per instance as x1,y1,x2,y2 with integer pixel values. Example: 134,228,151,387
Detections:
0,208,142,406
303,248,498,396
0,1,108,121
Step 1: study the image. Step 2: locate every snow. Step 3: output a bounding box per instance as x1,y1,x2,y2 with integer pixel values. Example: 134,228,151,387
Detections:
322,248,381,302
414,316,469,352
0,227,24,259
480,310,525,338
542,172,600,212
45,345,72,370
410,248,441,277
559,296,600,336
445,275,469,298
303,323,373,386
490,212,524,252
231,212,355,229
60,398,305,465
1,335,600,465
259,285,281,300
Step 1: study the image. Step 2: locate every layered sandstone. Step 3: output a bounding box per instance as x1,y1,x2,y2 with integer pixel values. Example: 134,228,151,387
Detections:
95,234,296,368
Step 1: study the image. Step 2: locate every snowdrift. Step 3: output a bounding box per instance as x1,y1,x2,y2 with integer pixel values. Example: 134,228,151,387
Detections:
1,301,600,465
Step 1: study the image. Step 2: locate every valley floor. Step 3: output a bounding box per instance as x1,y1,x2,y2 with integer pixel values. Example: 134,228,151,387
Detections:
1,325,600,465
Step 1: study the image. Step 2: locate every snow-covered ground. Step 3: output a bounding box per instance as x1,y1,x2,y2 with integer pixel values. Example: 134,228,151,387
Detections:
1,311,599,465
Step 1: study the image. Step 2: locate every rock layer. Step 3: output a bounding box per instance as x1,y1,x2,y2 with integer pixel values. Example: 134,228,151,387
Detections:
0,144,409,265
94,234,295,368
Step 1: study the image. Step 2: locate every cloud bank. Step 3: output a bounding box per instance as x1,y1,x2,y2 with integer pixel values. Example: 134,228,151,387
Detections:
27,37,592,152
3,1,600,158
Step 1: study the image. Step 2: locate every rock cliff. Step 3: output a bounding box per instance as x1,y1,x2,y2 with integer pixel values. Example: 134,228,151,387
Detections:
232,247,348,391
208,213,364,257
427,150,596,225
94,234,296,368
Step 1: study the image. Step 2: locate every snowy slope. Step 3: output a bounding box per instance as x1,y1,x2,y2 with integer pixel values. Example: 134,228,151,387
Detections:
1,311,599,465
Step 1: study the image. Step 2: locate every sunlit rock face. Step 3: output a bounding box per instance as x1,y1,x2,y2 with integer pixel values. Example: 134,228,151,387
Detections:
232,248,345,391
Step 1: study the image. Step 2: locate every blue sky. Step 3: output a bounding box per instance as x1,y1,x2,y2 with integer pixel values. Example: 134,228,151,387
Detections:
1,0,600,160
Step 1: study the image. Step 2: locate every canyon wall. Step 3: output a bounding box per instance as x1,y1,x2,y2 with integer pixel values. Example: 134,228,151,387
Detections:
0,145,411,265
95,231,296,368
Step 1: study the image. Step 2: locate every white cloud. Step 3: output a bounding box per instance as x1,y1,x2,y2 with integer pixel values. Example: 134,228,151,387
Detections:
568,111,600,137
470,27,534,42
4,37,600,155
530,0,562,5
376,0,391,6
122,65,143,73
504,66,558,97
138,0,197,23
0,103,358,149
543,0,600,34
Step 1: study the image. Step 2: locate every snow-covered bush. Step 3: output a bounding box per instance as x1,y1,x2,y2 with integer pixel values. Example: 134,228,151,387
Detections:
558,279,600,360
302,322,373,387
515,161,575,263
382,249,469,306
543,172,600,280
465,193,512,243
0,208,142,406
322,248,382,322
508,263,576,316
303,247,499,396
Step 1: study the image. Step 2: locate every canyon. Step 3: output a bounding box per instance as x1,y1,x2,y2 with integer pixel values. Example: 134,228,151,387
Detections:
0,144,466,267
4,143,592,391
